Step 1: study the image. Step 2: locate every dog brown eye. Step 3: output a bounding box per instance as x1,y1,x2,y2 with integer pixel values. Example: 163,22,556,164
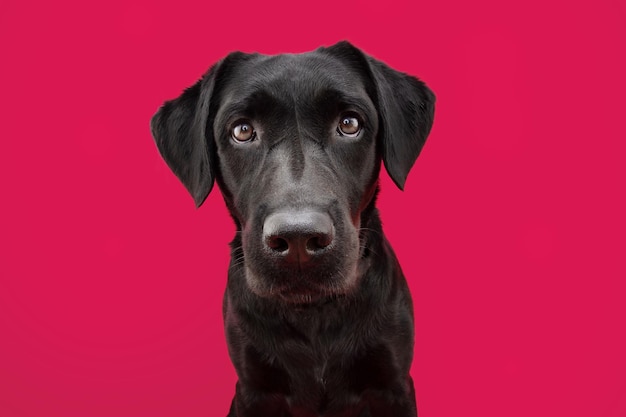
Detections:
232,122,256,142
337,115,361,137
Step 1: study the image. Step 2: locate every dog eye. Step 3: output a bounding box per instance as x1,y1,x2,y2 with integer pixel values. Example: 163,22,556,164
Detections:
232,122,256,143
337,114,361,137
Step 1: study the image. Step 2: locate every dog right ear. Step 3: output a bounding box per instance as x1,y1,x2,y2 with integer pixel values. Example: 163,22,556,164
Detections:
150,61,224,208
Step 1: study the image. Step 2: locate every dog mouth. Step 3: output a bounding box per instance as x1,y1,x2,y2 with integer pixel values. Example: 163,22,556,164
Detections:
244,261,359,305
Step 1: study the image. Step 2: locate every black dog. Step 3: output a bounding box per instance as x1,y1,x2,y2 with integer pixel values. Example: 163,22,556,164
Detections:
151,41,435,417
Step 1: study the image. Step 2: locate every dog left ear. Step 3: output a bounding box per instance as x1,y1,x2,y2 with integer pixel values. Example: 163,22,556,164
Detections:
366,56,436,190
322,41,436,190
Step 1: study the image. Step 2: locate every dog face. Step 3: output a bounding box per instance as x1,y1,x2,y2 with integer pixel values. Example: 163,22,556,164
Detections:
151,41,435,304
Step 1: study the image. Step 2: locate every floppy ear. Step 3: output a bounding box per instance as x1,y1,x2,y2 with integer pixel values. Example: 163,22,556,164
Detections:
150,61,223,208
367,56,436,189
323,41,436,189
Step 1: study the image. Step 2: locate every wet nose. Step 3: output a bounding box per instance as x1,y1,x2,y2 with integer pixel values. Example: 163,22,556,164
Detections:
263,211,335,265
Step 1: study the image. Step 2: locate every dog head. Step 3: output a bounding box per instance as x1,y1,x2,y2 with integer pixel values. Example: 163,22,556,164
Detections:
151,41,435,304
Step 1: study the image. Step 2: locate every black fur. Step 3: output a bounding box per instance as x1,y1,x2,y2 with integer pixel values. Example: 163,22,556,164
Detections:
151,41,435,417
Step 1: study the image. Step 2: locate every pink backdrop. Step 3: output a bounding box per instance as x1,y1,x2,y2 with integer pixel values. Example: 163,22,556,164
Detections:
1,0,625,416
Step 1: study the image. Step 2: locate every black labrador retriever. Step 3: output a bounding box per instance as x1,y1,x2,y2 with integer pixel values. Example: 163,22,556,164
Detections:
151,41,435,417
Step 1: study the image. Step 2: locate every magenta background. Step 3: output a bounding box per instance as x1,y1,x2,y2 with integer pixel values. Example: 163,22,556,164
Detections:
1,0,625,416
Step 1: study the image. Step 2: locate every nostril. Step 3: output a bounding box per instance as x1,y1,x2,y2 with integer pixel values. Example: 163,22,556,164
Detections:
306,234,333,252
267,236,289,252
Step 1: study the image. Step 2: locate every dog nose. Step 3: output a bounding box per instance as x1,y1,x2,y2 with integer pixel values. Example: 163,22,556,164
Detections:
263,211,335,264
